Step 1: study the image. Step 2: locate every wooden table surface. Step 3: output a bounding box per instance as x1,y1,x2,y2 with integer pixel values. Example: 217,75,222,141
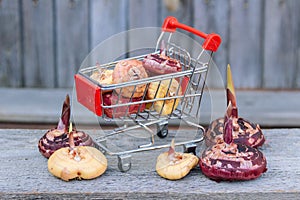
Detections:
0,128,299,199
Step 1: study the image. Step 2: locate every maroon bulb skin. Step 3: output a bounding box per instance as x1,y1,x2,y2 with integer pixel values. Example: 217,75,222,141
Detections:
102,92,146,118
142,53,181,76
204,117,265,148
199,142,267,181
201,113,267,181
38,129,95,158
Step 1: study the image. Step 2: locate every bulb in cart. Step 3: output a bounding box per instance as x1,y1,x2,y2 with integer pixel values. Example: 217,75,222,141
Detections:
73,17,224,172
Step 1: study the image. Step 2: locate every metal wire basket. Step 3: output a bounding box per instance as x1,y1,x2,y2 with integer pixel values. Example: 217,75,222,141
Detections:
74,16,221,171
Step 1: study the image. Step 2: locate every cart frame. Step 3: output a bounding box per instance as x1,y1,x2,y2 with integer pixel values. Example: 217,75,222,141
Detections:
74,16,221,171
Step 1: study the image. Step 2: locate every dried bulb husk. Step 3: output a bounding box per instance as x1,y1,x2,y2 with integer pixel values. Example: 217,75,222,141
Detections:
199,142,267,181
38,128,96,158
204,65,265,148
204,117,265,148
200,103,267,181
48,146,107,181
38,95,95,158
156,140,199,180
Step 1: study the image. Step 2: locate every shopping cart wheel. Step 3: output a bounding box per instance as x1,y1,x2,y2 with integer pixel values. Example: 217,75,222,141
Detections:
183,143,197,155
117,154,132,172
156,120,168,138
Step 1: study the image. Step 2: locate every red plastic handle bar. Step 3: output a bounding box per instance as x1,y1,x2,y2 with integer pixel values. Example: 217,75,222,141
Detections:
162,16,222,52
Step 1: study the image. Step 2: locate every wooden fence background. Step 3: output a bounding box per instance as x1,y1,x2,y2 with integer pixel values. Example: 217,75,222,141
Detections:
0,0,299,89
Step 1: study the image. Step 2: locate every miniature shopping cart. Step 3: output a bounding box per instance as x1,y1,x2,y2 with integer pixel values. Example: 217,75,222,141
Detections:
74,16,221,171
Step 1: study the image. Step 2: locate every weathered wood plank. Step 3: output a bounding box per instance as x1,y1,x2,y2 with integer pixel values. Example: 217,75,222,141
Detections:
297,45,300,87
159,0,195,52
87,0,128,65
127,0,160,58
128,0,160,28
294,0,300,88
159,0,194,53
193,0,230,88
1,0,300,90
22,0,55,88
160,0,194,29
263,0,299,89
1,88,300,127
0,129,299,199
90,0,127,52
56,0,89,88
0,0,22,87
296,0,300,88
228,0,263,88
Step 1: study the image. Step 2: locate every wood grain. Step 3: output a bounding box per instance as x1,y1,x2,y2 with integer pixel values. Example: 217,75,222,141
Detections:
228,0,263,88
127,0,160,58
0,0,300,89
56,0,89,88
263,0,300,89
128,0,160,28
193,0,230,88
90,0,127,49
160,0,193,30
0,0,22,87
160,0,194,48
0,128,299,199
88,0,128,64
297,46,300,87
22,0,55,88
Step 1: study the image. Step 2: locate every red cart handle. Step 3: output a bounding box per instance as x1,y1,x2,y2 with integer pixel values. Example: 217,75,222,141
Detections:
162,16,221,52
